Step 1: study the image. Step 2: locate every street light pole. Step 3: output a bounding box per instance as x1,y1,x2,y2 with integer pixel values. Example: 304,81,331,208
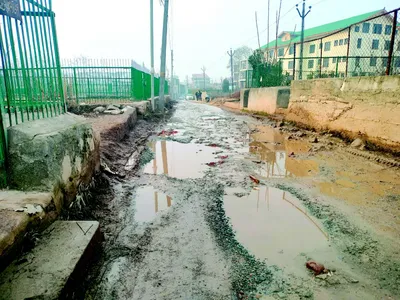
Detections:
159,0,169,113
296,0,311,80
150,0,155,111
227,48,234,92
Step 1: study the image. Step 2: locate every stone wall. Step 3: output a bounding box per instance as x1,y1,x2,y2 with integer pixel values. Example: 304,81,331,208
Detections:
241,87,290,114
7,113,100,211
286,75,400,152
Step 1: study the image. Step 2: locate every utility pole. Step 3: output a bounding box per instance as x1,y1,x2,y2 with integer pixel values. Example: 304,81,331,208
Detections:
201,66,206,90
159,0,169,113
296,0,311,80
227,48,234,92
171,49,174,99
150,0,155,111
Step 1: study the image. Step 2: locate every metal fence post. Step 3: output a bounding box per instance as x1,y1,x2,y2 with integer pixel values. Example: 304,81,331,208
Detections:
293,43,296,80
386,9,398,75
345,26,351,77
73,67,79,104
319,38,323,78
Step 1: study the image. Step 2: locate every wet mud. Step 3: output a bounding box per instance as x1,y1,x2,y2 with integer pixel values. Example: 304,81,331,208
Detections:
81,101,399,300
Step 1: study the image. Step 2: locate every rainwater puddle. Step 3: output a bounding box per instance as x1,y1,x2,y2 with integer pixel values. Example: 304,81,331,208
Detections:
224,186,336,276
249,125,319,178
143,140,222,179
134,186,173,223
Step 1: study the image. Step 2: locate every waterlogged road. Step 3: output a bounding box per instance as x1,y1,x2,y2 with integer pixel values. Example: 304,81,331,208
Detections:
87,101,400,299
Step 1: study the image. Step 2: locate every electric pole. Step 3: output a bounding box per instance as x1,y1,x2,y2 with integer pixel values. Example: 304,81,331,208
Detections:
150,0,155,111
296,0,311,80
159,0,169,113
227,48,234,92
201,66,206,90
171,49,174,100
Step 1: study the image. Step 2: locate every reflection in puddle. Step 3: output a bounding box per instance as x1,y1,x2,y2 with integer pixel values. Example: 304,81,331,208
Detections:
143,141,220,179
249,125,319,178
134,186,173,223
224,186,333,274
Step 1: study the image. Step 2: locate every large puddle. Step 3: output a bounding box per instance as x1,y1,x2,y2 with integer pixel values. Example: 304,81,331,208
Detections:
134,186,173,223
224,186,337,276
143,140,222,179
249,125,319,178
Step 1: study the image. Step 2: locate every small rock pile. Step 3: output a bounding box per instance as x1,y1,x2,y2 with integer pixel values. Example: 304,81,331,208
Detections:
93,104,133,115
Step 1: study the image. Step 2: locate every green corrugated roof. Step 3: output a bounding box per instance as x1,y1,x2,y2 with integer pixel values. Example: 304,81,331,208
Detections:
261,9,384,50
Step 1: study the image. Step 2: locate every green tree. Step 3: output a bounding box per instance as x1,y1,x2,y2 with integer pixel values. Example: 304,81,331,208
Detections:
222,79,230,93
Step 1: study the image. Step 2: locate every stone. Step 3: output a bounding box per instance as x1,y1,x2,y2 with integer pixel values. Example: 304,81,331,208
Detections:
104,109,122,115
7,113,100,208
0,221,101,300
106,104,119,111
93,106,106,113
351,138,364,149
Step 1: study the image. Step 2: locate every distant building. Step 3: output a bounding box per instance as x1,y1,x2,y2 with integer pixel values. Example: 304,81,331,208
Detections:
260,9,400,79
192,73,211,89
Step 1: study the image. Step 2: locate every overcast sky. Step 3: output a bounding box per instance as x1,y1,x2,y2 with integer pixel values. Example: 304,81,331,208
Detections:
53,0,399,82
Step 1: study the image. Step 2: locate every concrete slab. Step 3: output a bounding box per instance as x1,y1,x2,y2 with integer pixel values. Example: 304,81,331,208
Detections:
0,221,101,300
0,191,55,270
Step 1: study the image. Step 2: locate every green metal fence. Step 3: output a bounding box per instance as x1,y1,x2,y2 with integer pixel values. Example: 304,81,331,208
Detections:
61,59,169,103
0,0,64,186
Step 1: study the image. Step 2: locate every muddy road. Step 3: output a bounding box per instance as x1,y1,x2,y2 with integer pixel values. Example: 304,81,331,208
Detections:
84,101,400,299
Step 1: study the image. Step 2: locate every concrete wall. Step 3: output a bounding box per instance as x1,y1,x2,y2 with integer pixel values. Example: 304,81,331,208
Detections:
7,113,100,211
287,75,400,152
241,87,290,114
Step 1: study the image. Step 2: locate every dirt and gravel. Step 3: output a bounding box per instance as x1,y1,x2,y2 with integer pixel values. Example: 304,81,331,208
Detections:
72,101,399,299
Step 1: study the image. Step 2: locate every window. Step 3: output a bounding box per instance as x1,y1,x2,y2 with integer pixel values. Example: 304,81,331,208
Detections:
308,59,314,69
344,38,348,45
334,40,339,46
385,25,392,35
332,57,337,63
395,58,400,68
357,38,362,49
319,42,322,49
323,58,329,67
362,23,370,33
288,61,294,69
382,57,388,67
370,57,377,67
309,44,316,54
278,48,284,57
355,56,361,67
355,25,360,32
269,50,274,58
372,39,379,50
339,39,344,46
342,57,347,63
384,40,391,51
324,41,331,51
289,45,294,55
373,24,382,34
397,42,400,51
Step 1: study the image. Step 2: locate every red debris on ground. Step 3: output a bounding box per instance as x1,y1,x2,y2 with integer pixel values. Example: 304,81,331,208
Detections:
208,143,219,147
158,130,178,136
249,175,260,184
306,261,326,275
219,155,229,159
289,152,295,157
206,160,225,167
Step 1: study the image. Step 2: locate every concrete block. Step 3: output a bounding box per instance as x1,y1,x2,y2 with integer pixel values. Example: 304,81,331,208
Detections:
7,113,100,207
0,191,56,270
247,86,290,114
0,221,101,300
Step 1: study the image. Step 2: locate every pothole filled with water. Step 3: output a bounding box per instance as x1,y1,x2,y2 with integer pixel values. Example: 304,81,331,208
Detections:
224,186,338,276
143,140,224,179
134,186,173,223
248,125,319,178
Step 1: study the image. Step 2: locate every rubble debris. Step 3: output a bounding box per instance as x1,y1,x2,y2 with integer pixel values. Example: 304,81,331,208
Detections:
158,129,178,136
249,175,260,184
289,152,295,157
93,106,106,113
350,138,365,150
15,204,44,216
206,161,225,167
106,104,120,111
306,260,326,275
219,155,229,160
104,109,122,115
208,143,220,147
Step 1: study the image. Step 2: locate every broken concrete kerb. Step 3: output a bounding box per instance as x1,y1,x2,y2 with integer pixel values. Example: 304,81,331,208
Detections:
7,113,100,211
